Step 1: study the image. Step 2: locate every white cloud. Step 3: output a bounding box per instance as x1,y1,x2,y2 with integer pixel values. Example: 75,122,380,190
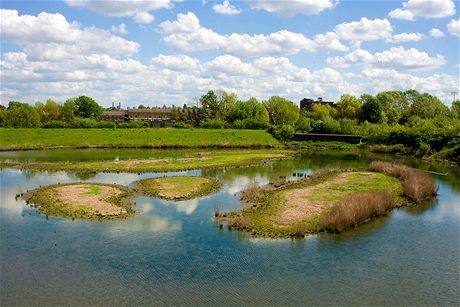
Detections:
447,19,460,37
111,23,128,35
247,0,335,16
0,9,139,56
213,0,241,15
151,54,200,71
334,17,393,47
327,46,446,71
390,32,423,42
64,0,172,23
158,12,346,56
428,28,445,37
389,0,456,21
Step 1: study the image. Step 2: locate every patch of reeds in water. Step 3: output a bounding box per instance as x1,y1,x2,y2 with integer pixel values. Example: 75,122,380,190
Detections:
319,190,393,232
369,161,437,203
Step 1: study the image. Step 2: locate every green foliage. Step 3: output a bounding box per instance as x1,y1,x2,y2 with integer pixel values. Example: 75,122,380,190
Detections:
264,96,299,126
35,99,62,123
359,95,383,123
1,102,40,127
173,122,192,129
63,98,76,121
311,103,336,121
336,94,361,119
270,124,295,142
376,91,409,124
200,119,226,129
74,96,102,119
451,100,460,119
295,116,312,133
41,120,67,128
68,118,98,128
227,97,269,124
199,90,219,119
410,92,449,119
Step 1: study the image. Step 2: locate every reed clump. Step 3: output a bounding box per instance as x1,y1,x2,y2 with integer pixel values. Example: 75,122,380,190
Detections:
240,182,264,206
320,190,393,232
369,161,437,203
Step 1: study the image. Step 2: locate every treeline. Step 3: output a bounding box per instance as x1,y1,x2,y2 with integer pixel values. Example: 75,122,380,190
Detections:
1,90,459,160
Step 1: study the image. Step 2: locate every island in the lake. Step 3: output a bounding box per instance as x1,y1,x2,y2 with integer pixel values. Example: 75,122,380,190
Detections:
216,161,437,237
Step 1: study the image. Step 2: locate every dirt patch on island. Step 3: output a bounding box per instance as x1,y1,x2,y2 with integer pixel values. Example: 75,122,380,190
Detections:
278,172,354,225
56,185,126,216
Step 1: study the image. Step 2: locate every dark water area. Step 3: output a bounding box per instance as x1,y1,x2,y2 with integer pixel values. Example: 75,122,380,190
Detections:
1,149,459,306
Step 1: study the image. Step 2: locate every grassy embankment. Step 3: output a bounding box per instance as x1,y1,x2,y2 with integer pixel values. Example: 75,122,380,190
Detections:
0,128,281,150
216,162,437,237
1,149,290,173
135,176,221,200
23,183,135,220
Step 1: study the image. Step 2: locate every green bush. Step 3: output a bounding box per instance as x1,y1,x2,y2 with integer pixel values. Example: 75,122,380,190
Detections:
200,119,226,129
173,122,192,129
96,121,116,128
233,118,269,130
269,124,295,142
68,118,98,128
41,120,67,128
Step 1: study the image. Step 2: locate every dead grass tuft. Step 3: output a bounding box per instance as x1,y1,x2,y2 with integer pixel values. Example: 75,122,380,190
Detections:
369,161,437,203
320,190,393,232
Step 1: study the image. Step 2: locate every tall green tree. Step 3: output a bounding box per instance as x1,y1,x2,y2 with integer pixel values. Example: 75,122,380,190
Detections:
376,91,409,124
311,103,336,121
263,96,299,126
359,95,383,123
199,90,219,119
63,98,76,121
35,99,62,122
451,100,460,119
410,93,449,119
336,94,361,119
4,101,40,127
218,91,238,119
227,97,269,123
74,96,102,119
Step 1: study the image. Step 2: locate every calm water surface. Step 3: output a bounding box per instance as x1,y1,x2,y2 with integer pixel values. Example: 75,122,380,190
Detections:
1,150,459,306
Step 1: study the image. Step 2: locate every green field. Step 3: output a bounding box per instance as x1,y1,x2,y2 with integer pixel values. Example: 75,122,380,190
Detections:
0,128,280,150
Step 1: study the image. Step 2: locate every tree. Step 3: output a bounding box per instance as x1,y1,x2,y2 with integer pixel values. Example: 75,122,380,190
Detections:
263,96,299,126
227,97,269,124
311,103,335,121
35,99,62,122
63,98,76,121
199,90,219,119
3,102,40,127
218,91,238,119
336,94,361,119
376,91,409,124
74,96,102,119
451,100,460,119
410,93,449,119
359,95,383,123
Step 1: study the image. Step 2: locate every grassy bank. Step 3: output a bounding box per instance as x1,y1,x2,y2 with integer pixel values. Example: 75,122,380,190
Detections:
135,176,221,200
0,128,280,150
1,149,290,173
217,163,437,237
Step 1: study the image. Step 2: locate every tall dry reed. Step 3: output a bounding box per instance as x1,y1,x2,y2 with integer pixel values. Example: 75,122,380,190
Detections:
320,190,393,232
369,161,437,203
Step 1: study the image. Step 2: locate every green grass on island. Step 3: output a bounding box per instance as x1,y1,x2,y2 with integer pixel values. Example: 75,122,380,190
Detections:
1,149,290,173
0,128,280,150
135,176,221,200
24,183,135,220
217,163,437,237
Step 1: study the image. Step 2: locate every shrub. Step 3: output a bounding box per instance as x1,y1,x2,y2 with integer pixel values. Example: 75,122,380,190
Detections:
96,121,116,128
173,122,192,129
200,119,226,129
41,120,67,128
68,118,98,128
269,124,295,142
233,118,269,130
320,190,393,232
240,182,264,206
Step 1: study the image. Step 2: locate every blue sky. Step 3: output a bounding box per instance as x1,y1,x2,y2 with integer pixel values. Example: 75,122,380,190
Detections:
1,0,459,107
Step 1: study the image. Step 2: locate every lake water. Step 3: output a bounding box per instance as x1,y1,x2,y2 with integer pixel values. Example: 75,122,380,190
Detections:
1,149,459,306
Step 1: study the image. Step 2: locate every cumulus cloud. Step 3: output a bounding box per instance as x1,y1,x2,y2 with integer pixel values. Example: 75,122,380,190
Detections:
0,9,139,57
158,12,347,56
428,28,445,37
388,0,456,20
334,17,393,47
327,46,446,71
111,23,128,35
213,0,241,15
64,0,172,23
390,32,423,42
447,19,460,37
247,0,335,16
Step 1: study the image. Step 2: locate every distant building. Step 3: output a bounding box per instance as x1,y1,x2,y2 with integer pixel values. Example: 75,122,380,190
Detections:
299,97,335,111
101,108,180,122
